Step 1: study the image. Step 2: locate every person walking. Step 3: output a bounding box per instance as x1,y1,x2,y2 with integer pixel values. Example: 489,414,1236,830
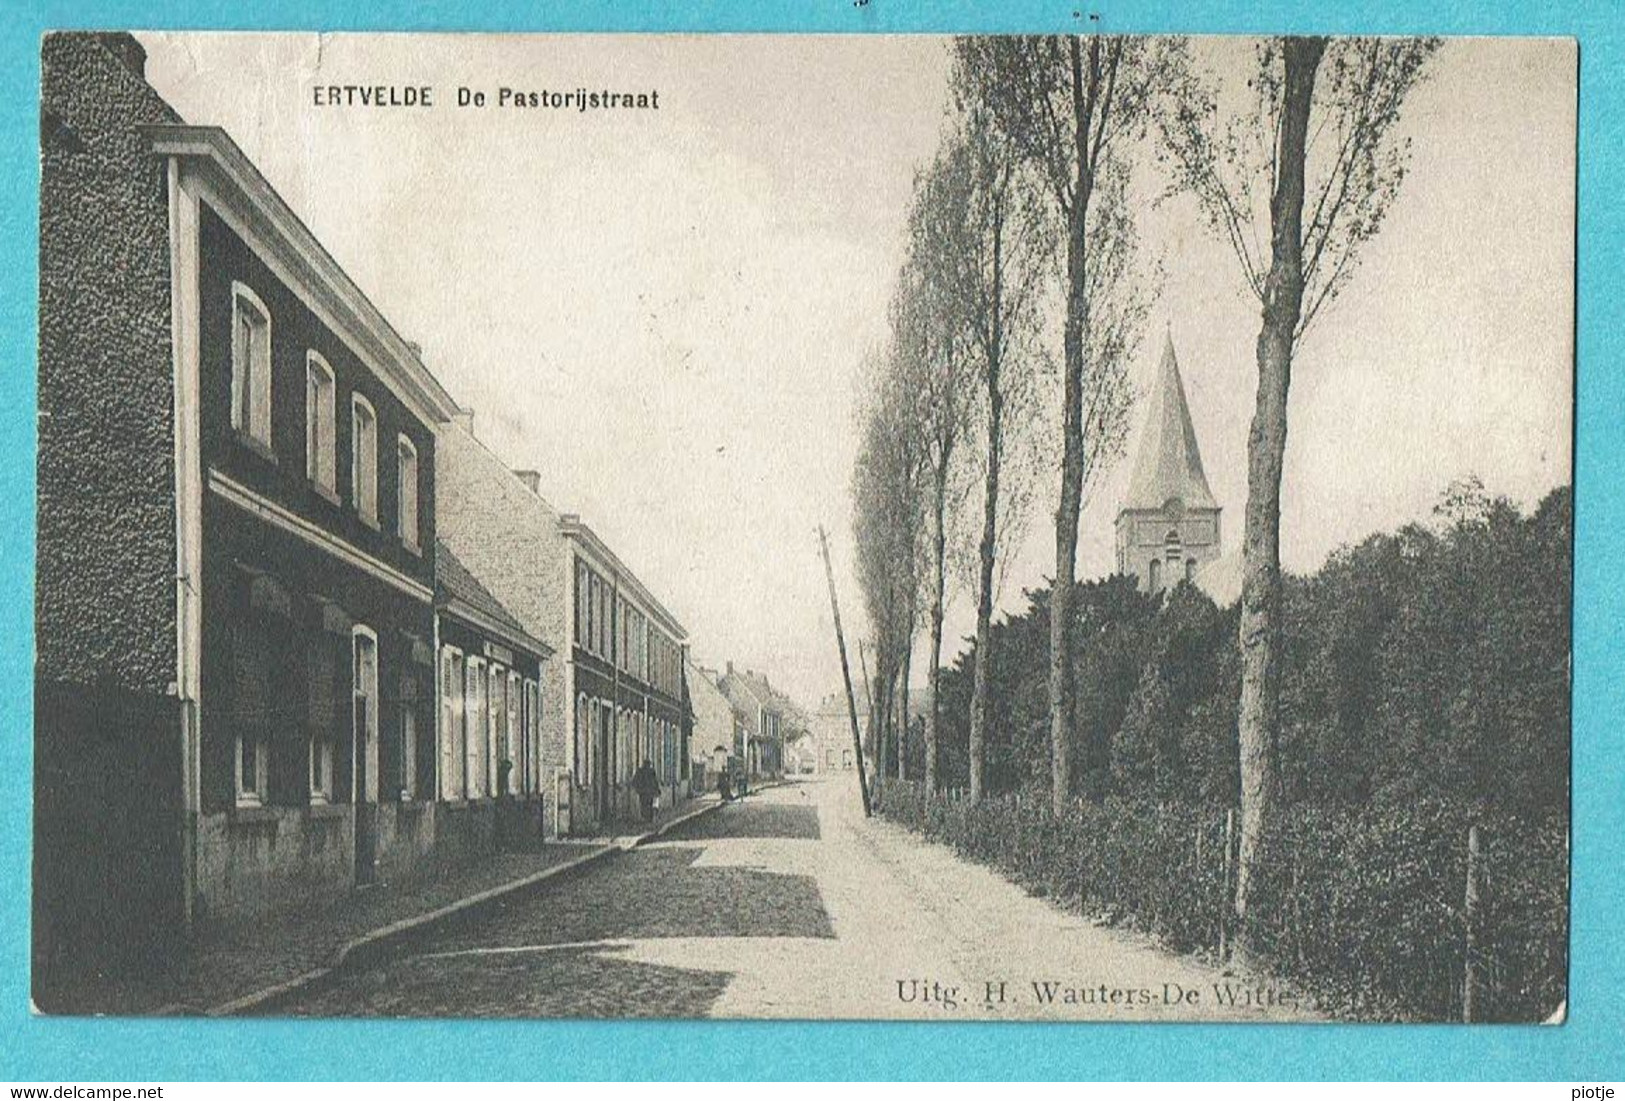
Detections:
632,758,660,823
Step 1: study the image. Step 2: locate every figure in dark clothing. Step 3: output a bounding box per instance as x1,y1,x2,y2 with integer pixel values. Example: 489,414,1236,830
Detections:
632,759,660,822
718,770,733,801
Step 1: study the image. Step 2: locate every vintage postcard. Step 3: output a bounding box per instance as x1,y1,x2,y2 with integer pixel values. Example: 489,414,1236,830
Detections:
34,31,1573,1023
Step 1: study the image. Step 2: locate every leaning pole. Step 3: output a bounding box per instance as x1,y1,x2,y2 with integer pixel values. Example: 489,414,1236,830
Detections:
818,525,872,817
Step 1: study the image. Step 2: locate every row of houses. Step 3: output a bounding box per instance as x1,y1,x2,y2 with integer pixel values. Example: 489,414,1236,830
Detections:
34,34,794,1000
687,662,806,784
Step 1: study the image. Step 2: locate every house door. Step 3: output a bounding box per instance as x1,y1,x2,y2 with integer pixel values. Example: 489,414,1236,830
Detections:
353,628,379,885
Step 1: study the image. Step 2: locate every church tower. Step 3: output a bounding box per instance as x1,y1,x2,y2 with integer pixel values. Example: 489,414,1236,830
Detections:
1115,332,1221,594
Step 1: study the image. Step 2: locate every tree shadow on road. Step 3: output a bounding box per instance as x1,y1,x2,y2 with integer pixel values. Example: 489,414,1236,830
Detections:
675,801,822,841
430,845,835,950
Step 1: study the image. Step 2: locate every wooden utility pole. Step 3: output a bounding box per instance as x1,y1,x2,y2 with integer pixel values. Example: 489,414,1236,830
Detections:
818,525,871,816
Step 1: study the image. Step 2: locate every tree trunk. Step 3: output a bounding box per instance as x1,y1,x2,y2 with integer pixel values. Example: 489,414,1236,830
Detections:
969,186,1008,805
859,639,880,798
1049,35,1096,818
1233,35,1324,966
969,375,1002,804
899,643,912,782
926,468,948,793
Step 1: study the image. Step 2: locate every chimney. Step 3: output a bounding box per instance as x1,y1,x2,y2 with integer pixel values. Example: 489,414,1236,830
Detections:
452,407,475,438
96,33,147,80
726,661,734,677
513,469,541,494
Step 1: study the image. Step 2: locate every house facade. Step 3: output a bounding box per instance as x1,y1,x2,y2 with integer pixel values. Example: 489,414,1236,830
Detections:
434,542,552,858
39,30,469,936
687,662,741,793
36,35,538,1002
809,693,861,774
564,519,690,828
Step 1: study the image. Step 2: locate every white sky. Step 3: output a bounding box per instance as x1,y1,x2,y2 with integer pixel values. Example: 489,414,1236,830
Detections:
140,33,1575,707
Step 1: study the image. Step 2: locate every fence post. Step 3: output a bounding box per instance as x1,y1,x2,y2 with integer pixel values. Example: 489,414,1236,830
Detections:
1220,808,1236,963
1463,823,1482,1023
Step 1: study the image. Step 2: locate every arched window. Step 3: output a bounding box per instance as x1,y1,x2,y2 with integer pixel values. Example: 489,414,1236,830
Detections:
575,694,590,786
230,282,272,448
397,434,420,551
305,351,336,492
1148,558,1162,592
351,393,378,525
441,647,466,800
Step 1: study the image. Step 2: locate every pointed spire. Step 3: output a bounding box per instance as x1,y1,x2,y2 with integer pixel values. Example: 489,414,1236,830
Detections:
1121,331,1217,513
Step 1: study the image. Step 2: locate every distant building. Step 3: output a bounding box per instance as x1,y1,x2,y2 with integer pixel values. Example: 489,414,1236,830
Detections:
686,661,739,794
1115,334,1223,594
784,732,819,775
716,664,788,780
809,693,861,774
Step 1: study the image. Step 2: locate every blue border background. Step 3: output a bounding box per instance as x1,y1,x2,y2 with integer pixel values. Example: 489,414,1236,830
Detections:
2,0,1619,1082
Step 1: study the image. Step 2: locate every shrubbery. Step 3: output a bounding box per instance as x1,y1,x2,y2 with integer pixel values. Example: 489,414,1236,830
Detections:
885,482,1570,1020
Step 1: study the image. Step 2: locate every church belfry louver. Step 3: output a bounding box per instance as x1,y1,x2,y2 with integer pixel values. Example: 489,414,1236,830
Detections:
1115,332,1222,594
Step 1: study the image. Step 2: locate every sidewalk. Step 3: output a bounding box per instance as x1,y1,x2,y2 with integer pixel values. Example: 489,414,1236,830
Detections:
66,793,727,1018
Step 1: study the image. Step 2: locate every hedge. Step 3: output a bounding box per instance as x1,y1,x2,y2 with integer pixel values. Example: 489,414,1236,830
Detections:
876,780,1567,1022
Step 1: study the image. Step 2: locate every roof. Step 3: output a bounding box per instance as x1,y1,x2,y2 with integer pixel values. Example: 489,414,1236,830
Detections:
435,541,552,659
1121,333,1218,514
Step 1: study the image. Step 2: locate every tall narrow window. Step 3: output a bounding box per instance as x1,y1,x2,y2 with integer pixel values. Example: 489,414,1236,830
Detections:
576,695,590,786
465,658,488,799
443,648,466,800
230,283,272,449
448,652,468,798
353,627,379,806
525,680,541,794
397,435,420,551
400,704,417,801
507,670,523,795
396,673,419,801
307,636,337,804
489,664,507,796
305,352,336,493
232,621,271,807
575,562,588,646
352,394,377,526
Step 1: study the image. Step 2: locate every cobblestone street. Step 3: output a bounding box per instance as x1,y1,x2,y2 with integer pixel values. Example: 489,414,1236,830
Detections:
270,778,1318,1021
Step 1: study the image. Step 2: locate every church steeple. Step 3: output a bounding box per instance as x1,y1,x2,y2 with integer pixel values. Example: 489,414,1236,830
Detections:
1121,331,1216,513
1115,330,1222,593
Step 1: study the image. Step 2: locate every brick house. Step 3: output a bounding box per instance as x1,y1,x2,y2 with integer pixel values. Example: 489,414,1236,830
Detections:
434,418,690,836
